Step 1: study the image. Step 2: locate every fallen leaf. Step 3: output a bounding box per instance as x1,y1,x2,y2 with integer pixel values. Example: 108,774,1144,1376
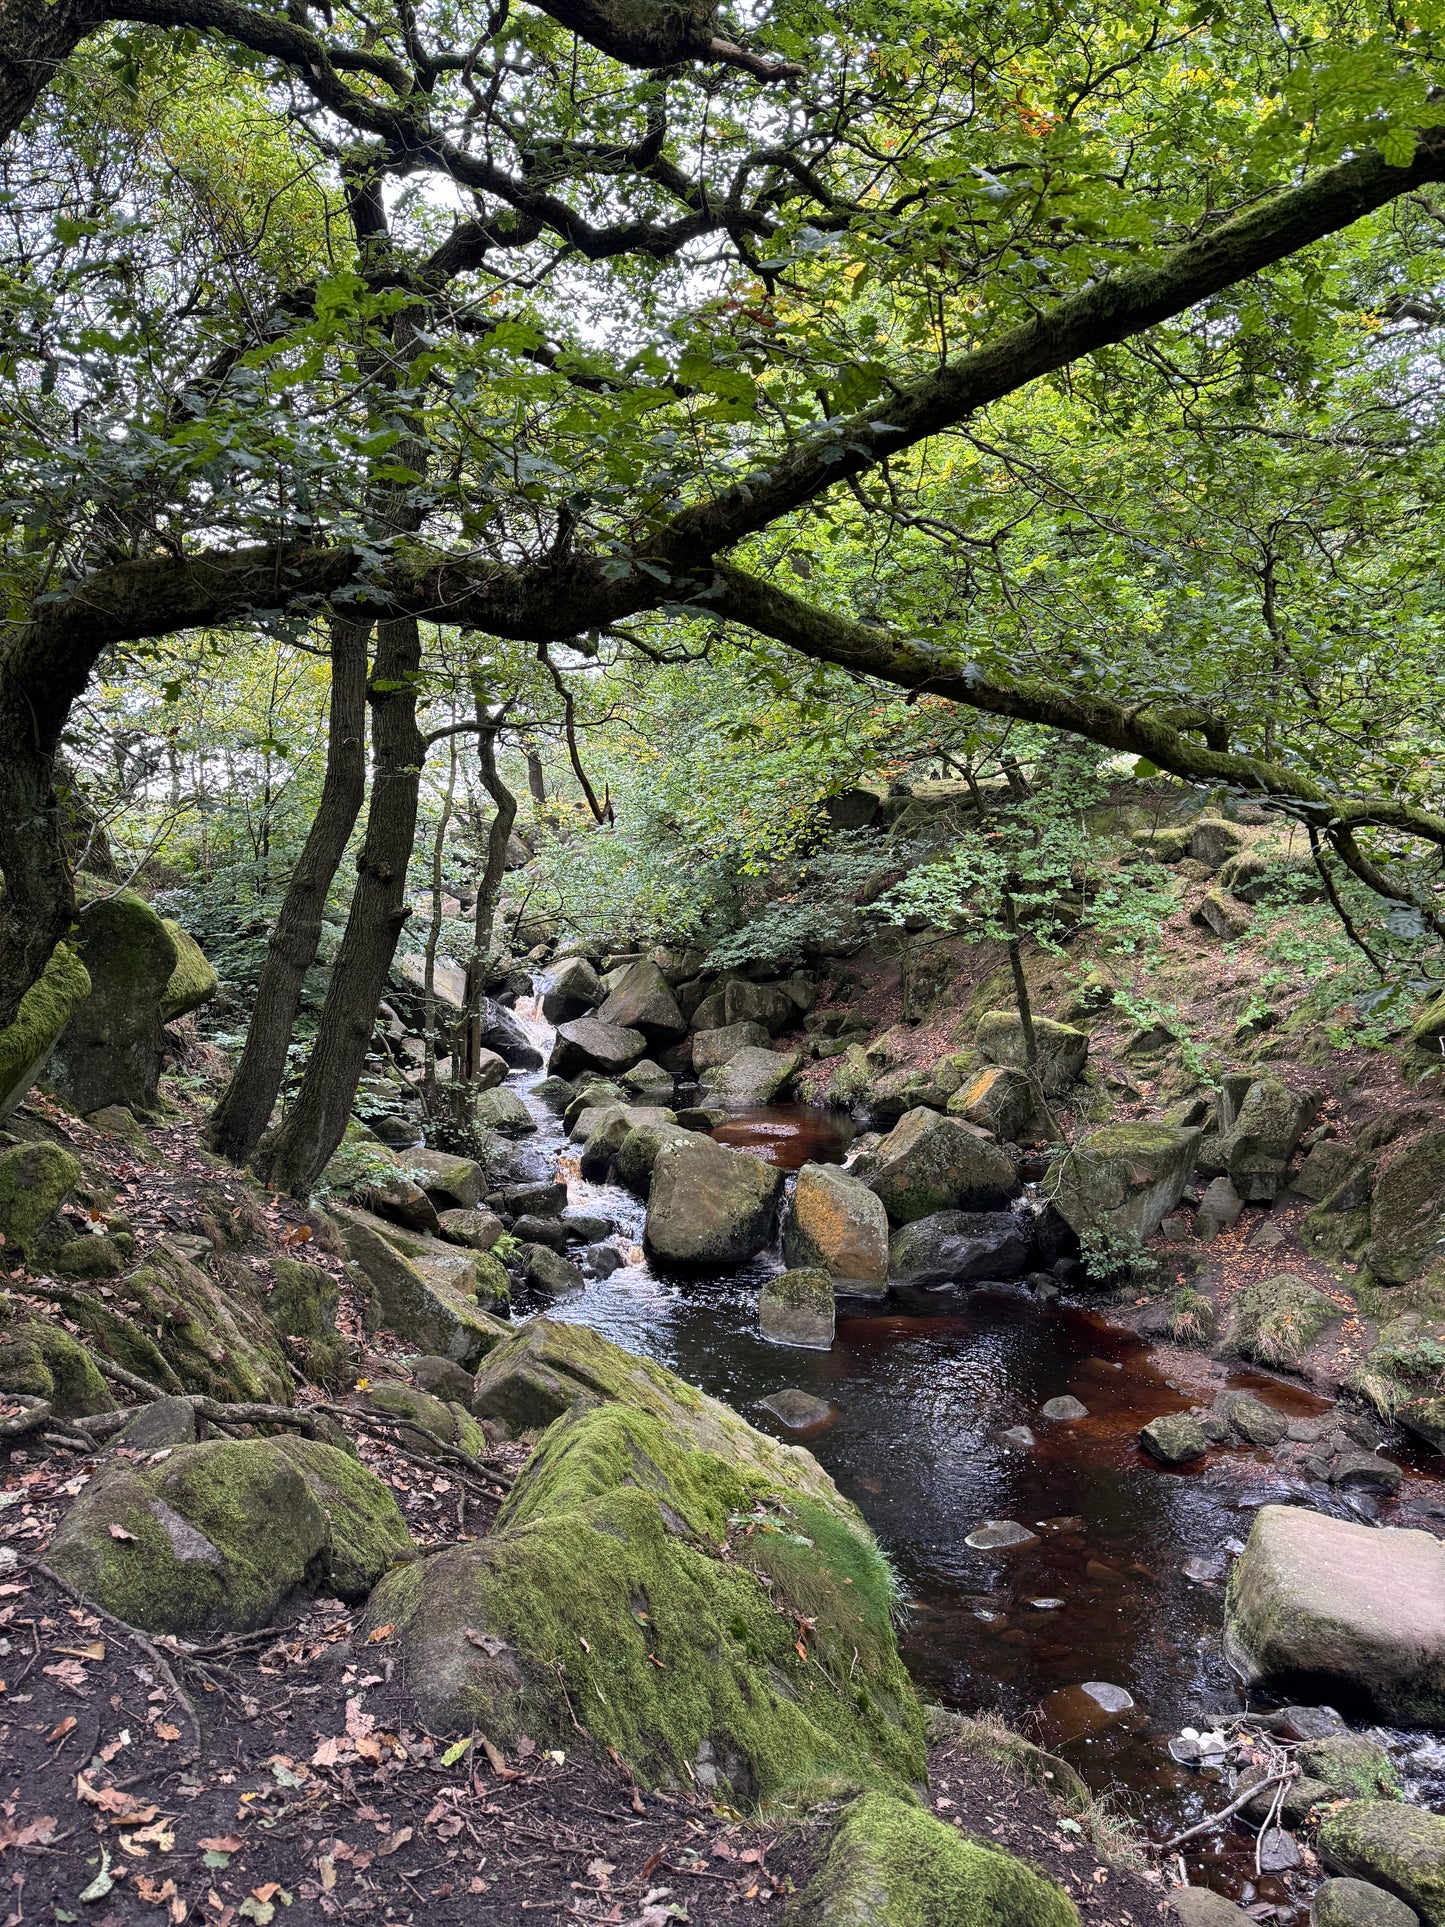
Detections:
197,1838,243,1855
250,1885,280,1905
169,1896,189,1925
77,1846,113,1903
310,1739,343,1768
343,1699,373,1741
464,1627,506,1656
108,1524,136,1541
317,1859,336,1894
54,1641,106,1662
134,1875,177,1906
236,1901,272,1926
47,1717,78,1745
478,1736,508,1774
363,1624,392,1645
0,1815,58,1850
352,1735,383,1764
132,1823,176,1852
75,1774,159,1823
154,1723,182,1744
376,1829,412,1858
438,1737,471,1768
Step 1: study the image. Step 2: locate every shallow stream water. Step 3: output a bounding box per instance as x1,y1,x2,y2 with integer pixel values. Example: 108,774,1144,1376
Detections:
492,997,1445,1902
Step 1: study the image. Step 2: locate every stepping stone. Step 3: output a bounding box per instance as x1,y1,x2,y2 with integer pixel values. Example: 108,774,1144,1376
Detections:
1040,1395,1088,1421
1312,1878,1420,1927
965,1520,1040,1551
758,1388,832,1430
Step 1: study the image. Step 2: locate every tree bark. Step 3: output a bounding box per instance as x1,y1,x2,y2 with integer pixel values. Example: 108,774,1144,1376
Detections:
256,615,425,1195
461,714,517,1080
207,616,370,1166
421,729,460,1104
0,0,94,142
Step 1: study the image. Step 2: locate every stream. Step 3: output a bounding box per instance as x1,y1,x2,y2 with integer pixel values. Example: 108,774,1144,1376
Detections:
486,995,1445,1907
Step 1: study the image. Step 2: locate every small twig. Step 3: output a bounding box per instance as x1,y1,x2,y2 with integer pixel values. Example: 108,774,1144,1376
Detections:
1153,1769,1295,1854
28,1560,203,1766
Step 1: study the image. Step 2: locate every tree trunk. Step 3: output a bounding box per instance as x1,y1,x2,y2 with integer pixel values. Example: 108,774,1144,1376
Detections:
421,729,459,1105
461,715,517,1080
257,615,425,1196
0,0,93,143
207,616,370,1166
1001,883,1063,1143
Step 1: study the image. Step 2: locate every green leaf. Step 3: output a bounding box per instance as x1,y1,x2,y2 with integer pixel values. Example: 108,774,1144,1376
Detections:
440,1736,473,1767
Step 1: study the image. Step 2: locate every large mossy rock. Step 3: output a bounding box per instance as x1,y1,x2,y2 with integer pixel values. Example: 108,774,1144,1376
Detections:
266,1258,352,1390
947,1064,1033,1141
1225,1505,1445,1725
1319,1804,1445,1927
1211,1075,1317,1203
692,1022,770,1073
61,1243,295,1404
863,1108,1020,1226
615,1119,693,1194
0,1312,115,1416
788,1789,1078,1927
645,1133,784,1265
699,1044,802,1106
782,1162,889,1296
1050,1122,1200,1241
158,919,219,1022
1366,1134,1445,1285
0,943,91,1123
406,1149,486,1210
333,1206,511,1366
49,1436,414,1632
348,1204,510,1308
975,1011,1088,1095
45,891,213,1114
366,1356,925,1800
549,1017,647,1079
596,960,686,1043
470,1086,536,1137
0,1140,81,1260
1219,1271,1338,1369
724,979,796,1035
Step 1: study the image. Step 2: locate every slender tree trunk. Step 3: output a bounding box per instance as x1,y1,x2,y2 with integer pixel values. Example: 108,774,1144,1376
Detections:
523,737,547,810
207,617,370,1165
421,729,459,1105
257,616,426,1195
1001,882,1063,1142
461,714,517,1080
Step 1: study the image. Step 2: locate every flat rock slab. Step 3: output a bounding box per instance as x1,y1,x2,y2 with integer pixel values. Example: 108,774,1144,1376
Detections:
965,1520,1039,1551
1226,1505,1445,1725
1312,1877,1421,1927
1040,1395,1089,1421
757,1388,833,1429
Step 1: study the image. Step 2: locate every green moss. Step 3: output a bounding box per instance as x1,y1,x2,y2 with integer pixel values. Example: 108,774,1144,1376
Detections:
51,1234,124,1278
158,919,218,1022
0,1140,81,1259
0,1317,115,1416
0,943,91,1122
47,1439,331,1633
269,1435,415,1601
368,1397,924,1801
471,1248,511,1307
1220,1271,1336,1367
791,1791,1079,1927
1318,1802,1445,1927
1298,1735,1402,1802
268,1258,341,1339
1367,1133,1445,1285
764,1268,834,1310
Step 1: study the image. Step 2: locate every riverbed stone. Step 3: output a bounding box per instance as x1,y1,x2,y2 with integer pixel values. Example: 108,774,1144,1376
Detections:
615,1119,694,1193
1313,1878,1421,1927
975,1010,1089,1093
1319,1805,1445,1927
437,1207,505,1251
1041,1396,1088,1421
1226,1506,1445,1724
965,1519,1039,1550
549,1017,648,1079
1140,1411,1209,1464
782,1162,890,1296
1220,1272,1337,1369
947,1063,1033,1140
1365,1133,1445,1285
1196,1175,1244,1240
470,1086,537,1137
366,1173,442,1235
368,1332,926,1796
787,1789,1076,1927
575,1102,676,1178
335,1206,511,1367
862,1063,953,1120
1212,1075,1318,1202
521,1243,585,1298
597,961,686,1043
699,1045,802,1106
758,1387,833,1428
1299,1735,1402,1802
723,979,796,1035
887,1209,1031,1287
865,1108,1020,1225
541,955,603,1025
1216,1389,1290,1446
619,1058,676,1102
692,1022,770,1073
1050,1121,1201,1241
758,1269,835,1350
645,1134,784,1266
0,941,91,1124
406,1149,486,1210
1173,1892,1255,1927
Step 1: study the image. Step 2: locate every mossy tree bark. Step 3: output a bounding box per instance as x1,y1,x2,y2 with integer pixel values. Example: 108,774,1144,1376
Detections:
207,616,371,1166
461,713,517,1081
257,614,426,1196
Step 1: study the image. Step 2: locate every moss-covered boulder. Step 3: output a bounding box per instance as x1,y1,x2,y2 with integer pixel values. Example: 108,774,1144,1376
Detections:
947,1063,1033,1140
357,1381,488,1459
366,1391,924,1800
975,1011,1088,1094
0,1139,80,1260
44,891,200,1114
759,1268,835,1350
1220,1271,1338,1369
1311,1878,1421,1927
335,1206,511,1361
700,1044,802,1106
266,1257,353,1390
47,1436,411,1632
1319,1804,1445,1927
1212,1075,1318,1203
1226,1506,1445,1725
470,1085,537,1137
158,920,219,1023
645,1133,784,1266
615,1119,693,1194
788,1789,1077,1926
0,1313,114,1416
0,943,91,1124
782,1162,889,1296
1366,1134,1445,1285
692,1021,771,1073
405,1149,486,1211
1298,1734,1402,1803
1049,1122,1199,1241
862,1063,952,1120
864,1109,1020,1226
347,1205,510,1307
1140,1411,1209,1464
1409,989,1445,1065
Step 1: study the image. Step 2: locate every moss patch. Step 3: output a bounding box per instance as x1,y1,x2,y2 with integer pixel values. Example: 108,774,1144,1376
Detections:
0,942,91,1122
269,1435,416,1602
790,1790,1078,1926
0,1314,115,1415
1220,1271,1337,1368
1318,1802,1445,1927
0,1140,81,1261
158,919,218,1022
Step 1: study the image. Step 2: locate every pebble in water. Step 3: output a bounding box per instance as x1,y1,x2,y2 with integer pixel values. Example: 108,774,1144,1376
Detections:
1026,1597,1065,1611
1000,1426,1036,1449
965,1519,1040,1550
1040,1395,1089,1421
1182,1555,1224,1584
758,1388,833,1430
1080,1681,1134,1713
